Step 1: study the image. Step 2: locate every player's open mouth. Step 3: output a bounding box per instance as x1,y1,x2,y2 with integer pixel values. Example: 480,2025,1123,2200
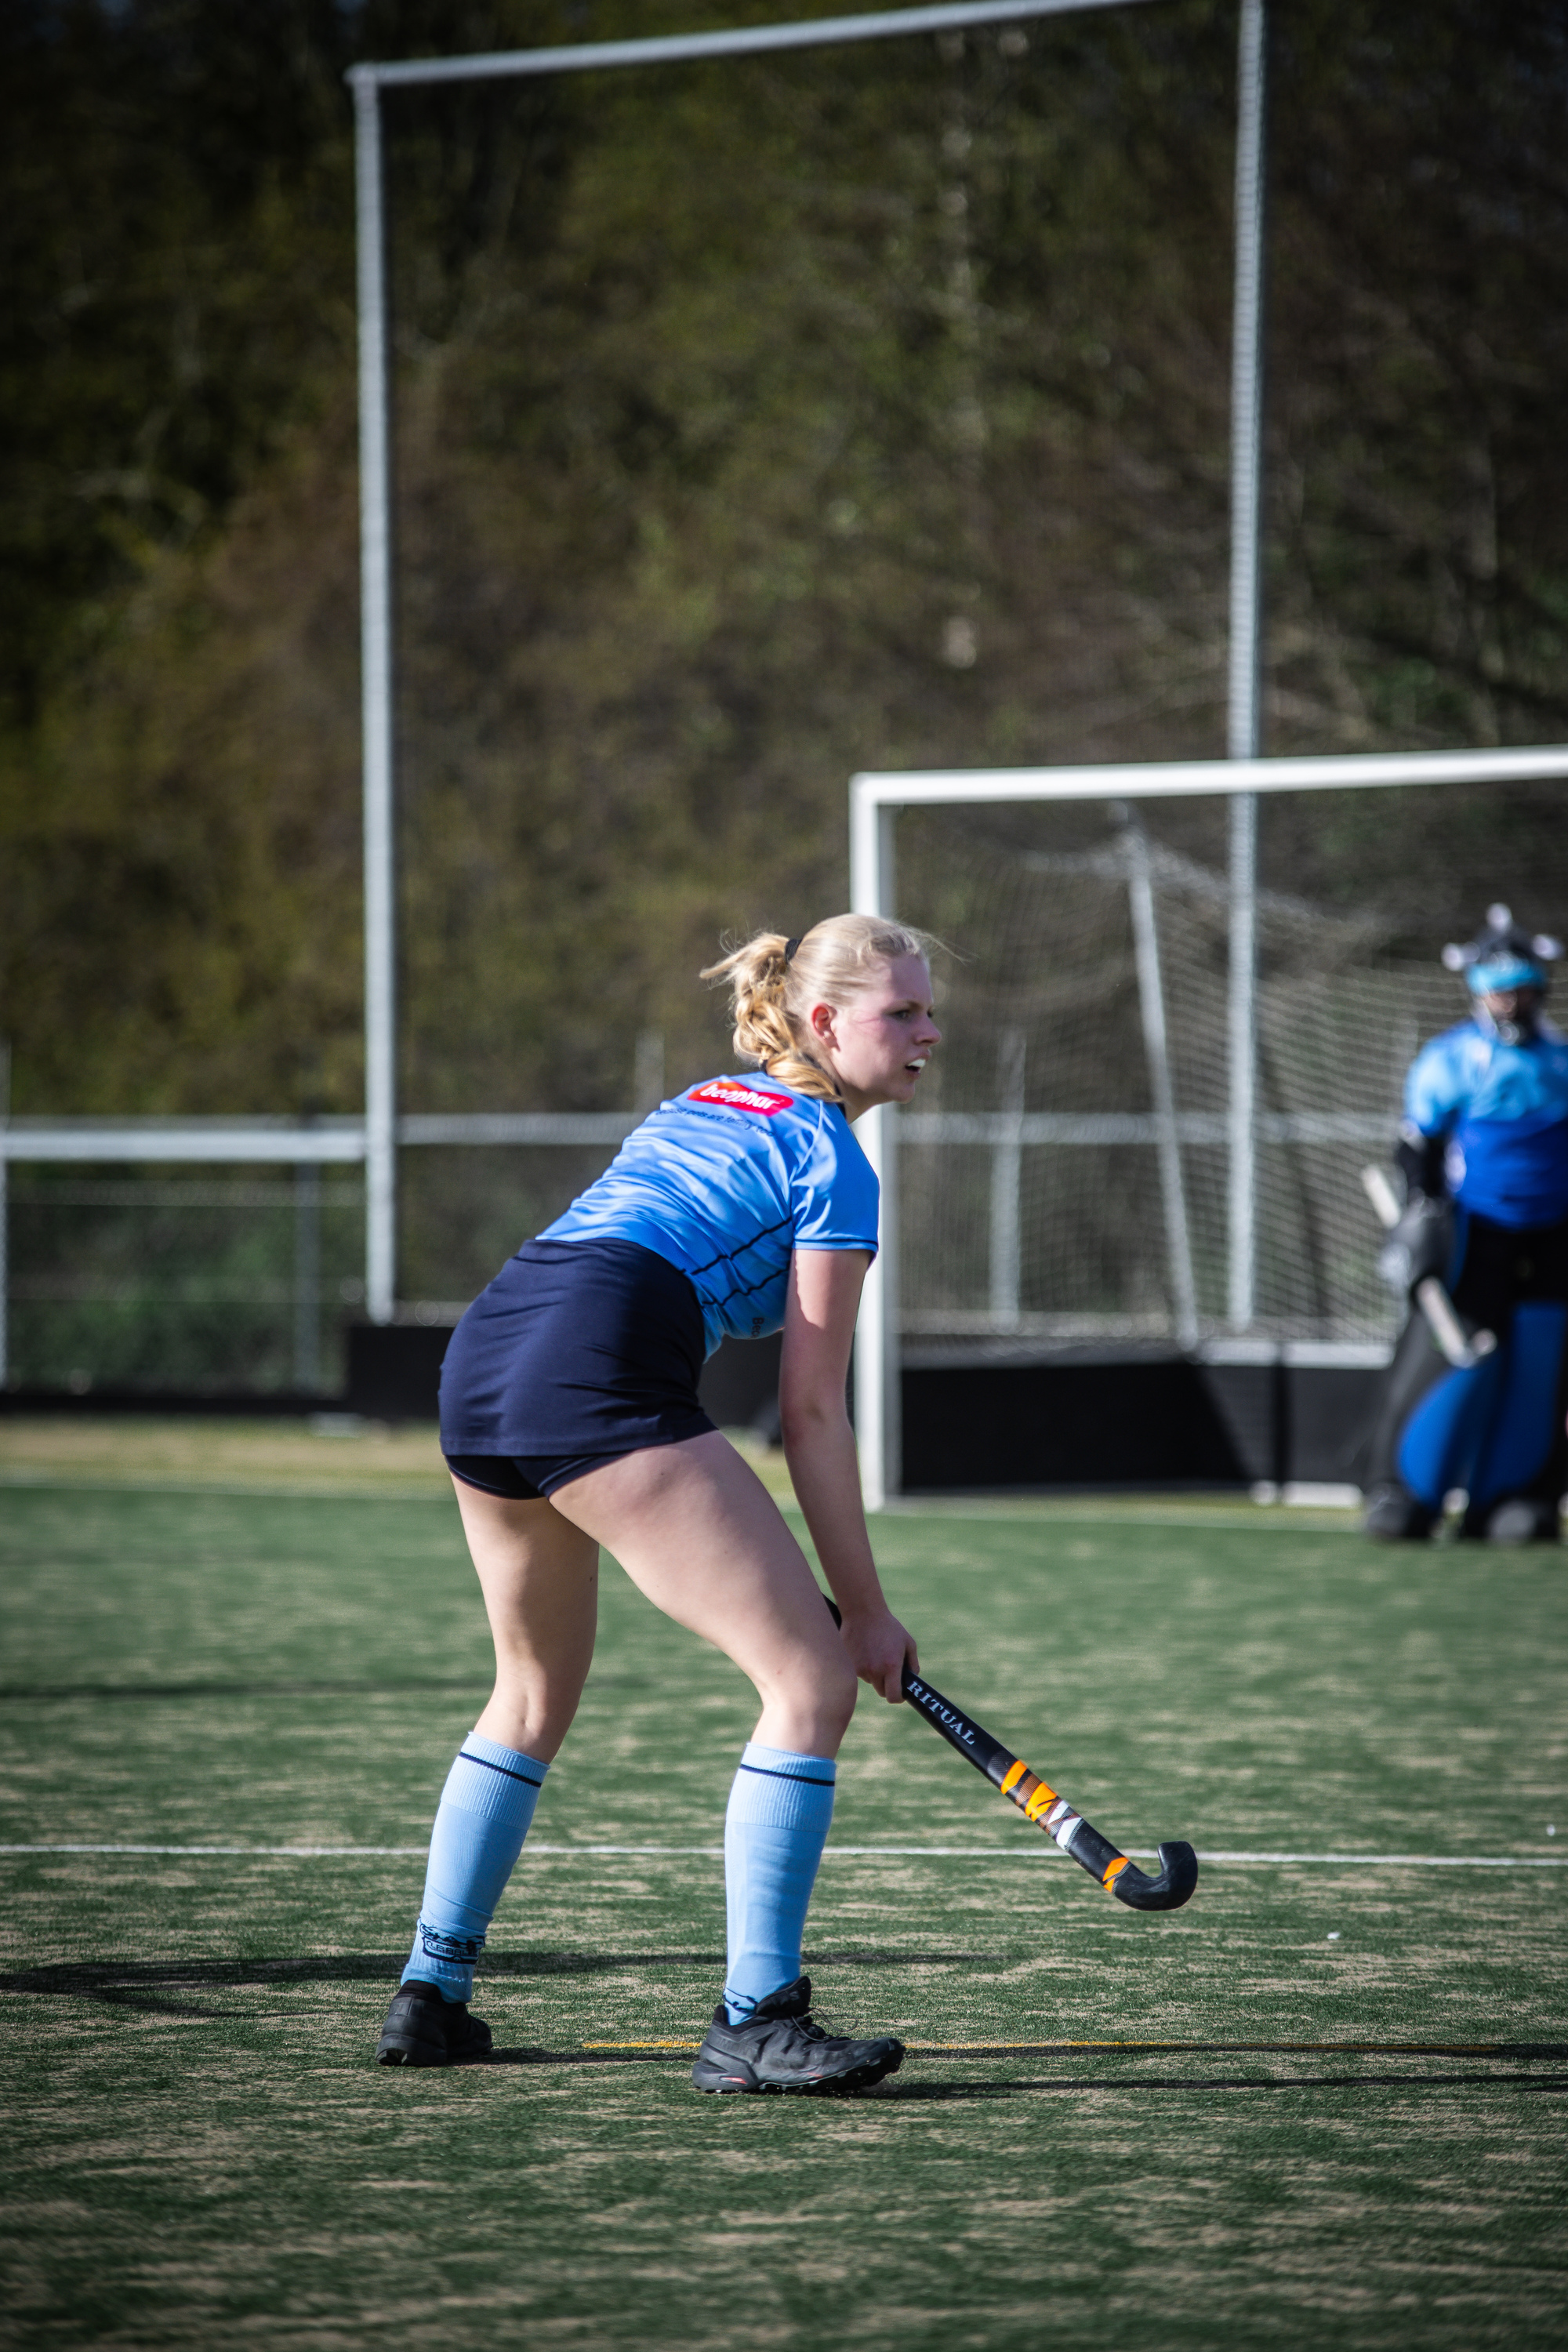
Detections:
906,1057,927,1073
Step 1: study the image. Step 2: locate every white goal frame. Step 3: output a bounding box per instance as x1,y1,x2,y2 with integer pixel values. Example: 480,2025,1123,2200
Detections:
850,742,1568,1508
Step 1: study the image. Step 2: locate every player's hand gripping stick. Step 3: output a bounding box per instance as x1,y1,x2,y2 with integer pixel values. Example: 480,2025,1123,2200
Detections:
823,1599,1197,1911
1359,1166,1496,1370
901,1668,1200,1911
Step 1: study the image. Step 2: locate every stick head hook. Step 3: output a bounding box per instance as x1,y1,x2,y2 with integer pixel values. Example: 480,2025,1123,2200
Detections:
1111,1841,1199,1912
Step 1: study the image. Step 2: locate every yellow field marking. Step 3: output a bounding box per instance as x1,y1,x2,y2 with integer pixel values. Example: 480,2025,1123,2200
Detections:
583,2038,702,2049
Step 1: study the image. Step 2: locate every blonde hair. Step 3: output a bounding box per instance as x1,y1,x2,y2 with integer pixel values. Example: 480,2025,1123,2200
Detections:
701,914,938,1101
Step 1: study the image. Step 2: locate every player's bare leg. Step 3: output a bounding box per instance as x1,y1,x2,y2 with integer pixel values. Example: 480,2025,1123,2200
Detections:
547,1429,856,1755
376,1489,597,2067
551,1432,902,2093
452,1485,601,1760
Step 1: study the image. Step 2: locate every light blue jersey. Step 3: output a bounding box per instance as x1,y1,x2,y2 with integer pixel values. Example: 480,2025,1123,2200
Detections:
1405,1019,1568,1229
540,1074,879,1354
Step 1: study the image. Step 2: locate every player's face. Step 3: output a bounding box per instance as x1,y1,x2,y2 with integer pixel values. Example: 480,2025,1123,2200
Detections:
808,953,942,1120
1479,985,1543,1036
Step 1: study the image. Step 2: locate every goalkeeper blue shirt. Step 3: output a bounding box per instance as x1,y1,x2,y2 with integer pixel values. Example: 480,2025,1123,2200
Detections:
1405,1019,1568,1229
539,1074,880,1354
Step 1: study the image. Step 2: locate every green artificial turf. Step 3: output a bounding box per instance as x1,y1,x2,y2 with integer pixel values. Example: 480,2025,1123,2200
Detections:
2,1479,1566,2349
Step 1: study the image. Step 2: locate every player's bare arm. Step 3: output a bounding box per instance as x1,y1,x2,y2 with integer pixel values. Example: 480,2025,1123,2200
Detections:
781,1244,916,1704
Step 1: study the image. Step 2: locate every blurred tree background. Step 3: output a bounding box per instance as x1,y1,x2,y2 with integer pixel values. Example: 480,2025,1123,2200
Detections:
3,0,1568,1131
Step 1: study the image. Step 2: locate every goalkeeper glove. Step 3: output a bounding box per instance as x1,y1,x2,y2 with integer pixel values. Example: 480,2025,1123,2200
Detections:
1377,1192,1453,1298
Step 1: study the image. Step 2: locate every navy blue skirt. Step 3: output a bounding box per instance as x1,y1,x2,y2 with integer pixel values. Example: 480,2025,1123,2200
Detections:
438,1237,716,1500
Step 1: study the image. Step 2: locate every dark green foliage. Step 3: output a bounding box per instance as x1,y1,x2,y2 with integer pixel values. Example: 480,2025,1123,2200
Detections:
0,0,354,720
1269,2,1568,745
2,0,1567,1126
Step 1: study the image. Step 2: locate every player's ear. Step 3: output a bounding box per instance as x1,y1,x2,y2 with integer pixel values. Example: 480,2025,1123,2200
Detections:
808,998,838,1044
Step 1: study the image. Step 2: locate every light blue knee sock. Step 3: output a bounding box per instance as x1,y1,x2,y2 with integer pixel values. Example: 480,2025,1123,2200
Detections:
403,1732,547,2004
723,1741,837,2024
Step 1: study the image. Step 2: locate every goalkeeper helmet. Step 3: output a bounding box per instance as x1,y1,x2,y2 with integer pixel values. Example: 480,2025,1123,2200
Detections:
1442,904,1563,1040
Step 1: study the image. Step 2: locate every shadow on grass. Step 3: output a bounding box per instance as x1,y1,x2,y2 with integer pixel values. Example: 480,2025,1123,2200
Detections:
460,2055,1568,2091
11,1962,1566,2091
873,2072,1568,2096
0,1948,988,2014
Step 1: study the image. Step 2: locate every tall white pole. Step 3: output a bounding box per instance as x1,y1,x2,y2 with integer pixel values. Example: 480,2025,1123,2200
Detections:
989,1029,1025,1330
353,72,397,1327
850,782,898,1509
1124,824,1200,1350
1227,0,1266,1331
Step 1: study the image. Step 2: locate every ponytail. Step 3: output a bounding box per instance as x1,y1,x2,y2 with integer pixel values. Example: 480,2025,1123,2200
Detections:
701,914,938,1101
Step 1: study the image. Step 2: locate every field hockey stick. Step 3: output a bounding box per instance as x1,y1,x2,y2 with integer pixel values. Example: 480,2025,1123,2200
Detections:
824,1600,1198,1911
902,1668,1199,1911
1359,1166,1495,1370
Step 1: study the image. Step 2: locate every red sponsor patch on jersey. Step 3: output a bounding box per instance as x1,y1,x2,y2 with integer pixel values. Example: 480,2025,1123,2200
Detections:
688,1079,793,1116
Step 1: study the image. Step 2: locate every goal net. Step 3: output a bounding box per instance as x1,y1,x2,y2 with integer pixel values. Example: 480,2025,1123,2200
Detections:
899,800,1454,1346
853,756,1568,1493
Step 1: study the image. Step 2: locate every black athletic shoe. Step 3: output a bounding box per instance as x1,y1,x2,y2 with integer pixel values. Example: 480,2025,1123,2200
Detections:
376,1982,493,2067
1363,1482,1435,1542
691,1975,904,2096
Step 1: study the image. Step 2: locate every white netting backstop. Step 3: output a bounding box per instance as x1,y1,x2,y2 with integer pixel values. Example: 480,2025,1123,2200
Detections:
892,792,1566,1354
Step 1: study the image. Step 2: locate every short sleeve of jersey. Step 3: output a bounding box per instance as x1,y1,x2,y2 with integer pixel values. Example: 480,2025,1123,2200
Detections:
535,1076,879,1353
789,1102,880,1254
1406,1026,1479,1134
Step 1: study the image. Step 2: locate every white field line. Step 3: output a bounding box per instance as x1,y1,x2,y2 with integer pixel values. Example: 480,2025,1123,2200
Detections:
2,1842,1566,1867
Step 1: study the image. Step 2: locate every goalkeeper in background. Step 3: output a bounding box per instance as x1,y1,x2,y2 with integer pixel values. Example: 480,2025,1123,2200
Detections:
1363,905,1568,1544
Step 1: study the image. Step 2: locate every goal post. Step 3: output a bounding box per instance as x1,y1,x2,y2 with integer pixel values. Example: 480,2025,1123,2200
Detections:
850,742,1568,1509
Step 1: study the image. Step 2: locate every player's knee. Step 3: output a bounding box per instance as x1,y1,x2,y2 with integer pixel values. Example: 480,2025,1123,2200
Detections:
768,1636,855,1747
810,1642,859,1738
